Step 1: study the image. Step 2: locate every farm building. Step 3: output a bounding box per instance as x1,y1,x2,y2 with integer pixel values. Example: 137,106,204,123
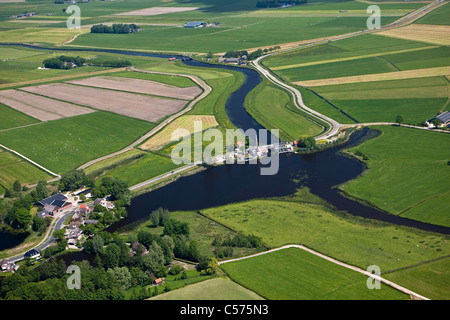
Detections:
434,111,450,125
184,21,206,28
36,193,72,216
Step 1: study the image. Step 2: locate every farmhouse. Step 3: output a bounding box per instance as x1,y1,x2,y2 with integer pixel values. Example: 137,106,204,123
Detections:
1,259,19,273
219,57,240,64
184,21,206,28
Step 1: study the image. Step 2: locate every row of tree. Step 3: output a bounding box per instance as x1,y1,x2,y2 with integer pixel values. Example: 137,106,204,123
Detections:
43,55,86,69
256,0,307,8
90,23,140,34
223,46,281,60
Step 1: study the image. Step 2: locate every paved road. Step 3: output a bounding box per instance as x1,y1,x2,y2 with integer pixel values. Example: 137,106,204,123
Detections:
219,244,430,300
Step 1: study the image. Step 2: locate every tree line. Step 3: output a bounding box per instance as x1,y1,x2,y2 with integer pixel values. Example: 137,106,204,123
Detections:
256,0,307,8
223,46,281,61
43,55,86,69
90,23,140,34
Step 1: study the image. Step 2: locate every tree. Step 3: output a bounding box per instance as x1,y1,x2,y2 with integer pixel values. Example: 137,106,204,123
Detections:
59,170,85,191
107,267,132,291
10,208,32,230
396,115,404,124
91,234,104,254
12,180,21,193
105,243,121,269
297,136,316,149
431,118,442,128
200,257,219,275
35,181,48,200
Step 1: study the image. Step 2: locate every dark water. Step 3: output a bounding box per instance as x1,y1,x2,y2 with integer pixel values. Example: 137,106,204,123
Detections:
2,45,449,257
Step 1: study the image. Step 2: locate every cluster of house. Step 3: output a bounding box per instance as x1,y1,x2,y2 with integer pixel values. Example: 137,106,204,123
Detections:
219,55,248,65
1,259,19,273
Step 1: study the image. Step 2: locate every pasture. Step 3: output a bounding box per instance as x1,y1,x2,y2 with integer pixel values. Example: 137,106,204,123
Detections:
340,125,450,227
0,111,154,174
0,102,39,130
0,148,51,192
200,199,450,272
244,80,323,140
221,248,408,300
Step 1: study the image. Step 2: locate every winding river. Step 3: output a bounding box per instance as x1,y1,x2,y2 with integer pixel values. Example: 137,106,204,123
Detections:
1,45,449,255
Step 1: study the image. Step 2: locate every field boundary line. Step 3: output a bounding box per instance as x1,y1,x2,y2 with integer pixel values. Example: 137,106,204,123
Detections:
271,45,438,71
0,143,60,178
77,68,212,171
219,244,430,300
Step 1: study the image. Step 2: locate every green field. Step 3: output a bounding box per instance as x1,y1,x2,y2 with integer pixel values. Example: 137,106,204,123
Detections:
95,151,181,187
415,1,450,25
385,257,450,300
0,148,51,192
0,111,154,174
149,277,264,300
340,126,450,227
245,80,323,140
0,102,40,130
201,198,450,272
222,248,408,300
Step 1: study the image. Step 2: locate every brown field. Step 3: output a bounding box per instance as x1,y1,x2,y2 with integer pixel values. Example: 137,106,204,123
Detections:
293,66,450,87
115,7,200,16
21,83,188,123
0,89,94,121
67,76,202,100
377,24,450,45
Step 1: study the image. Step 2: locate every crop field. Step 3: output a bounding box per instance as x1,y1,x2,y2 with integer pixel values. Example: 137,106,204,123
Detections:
244,81,323,140
108,70,198,88
311,76,449,123
21,83,188,123
0,89,94,121
221,248,408,300
0,102,40,131
149,278,264,300
67,76,202,100
140,115,219,150
200,199,450,272
377,24,450,46
0,111,154,174
0,148,51,192
340,126,450,227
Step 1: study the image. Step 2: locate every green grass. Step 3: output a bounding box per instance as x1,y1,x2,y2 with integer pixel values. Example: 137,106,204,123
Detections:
0,102,40,131
0,148,51,190
222,248,409,300
84,149,146,175
149,277,264,300
108,70,197,88
244,80,323,140
328,97,447,124
0,111,154,174
201,199,450,272
95,151,181,187
340,126,450,227
384,257,450,300
415,2,450,25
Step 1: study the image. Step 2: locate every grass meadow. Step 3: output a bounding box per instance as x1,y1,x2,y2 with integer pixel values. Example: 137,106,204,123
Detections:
340,125,450,227
0,102,40,130
149,277,264,300
0,148,51,193
244,80,323,140
200,199,450,272
0,111,154,174
221,248,409,300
